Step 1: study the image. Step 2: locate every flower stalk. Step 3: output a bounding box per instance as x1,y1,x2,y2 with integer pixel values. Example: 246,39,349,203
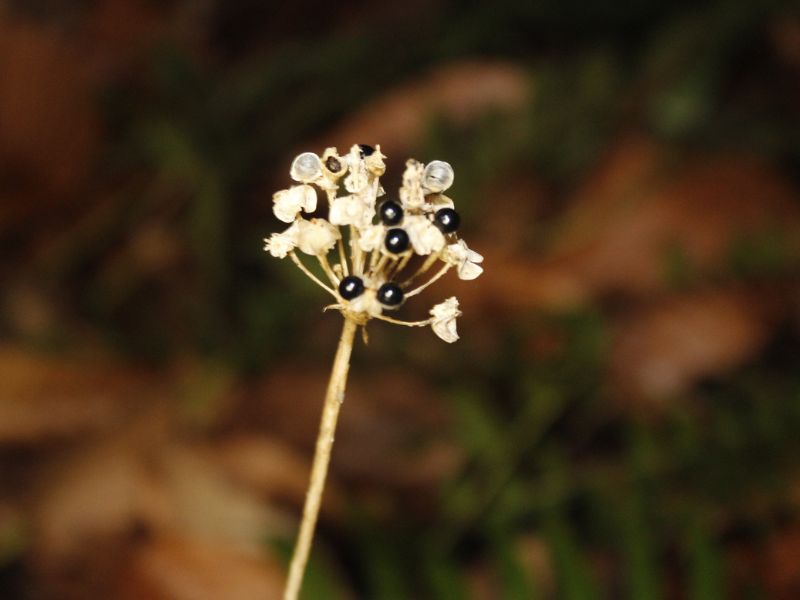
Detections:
283,317,357,600
264,144,482,597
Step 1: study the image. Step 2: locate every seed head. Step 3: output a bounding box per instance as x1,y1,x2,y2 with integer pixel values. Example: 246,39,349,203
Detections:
264,145,483,341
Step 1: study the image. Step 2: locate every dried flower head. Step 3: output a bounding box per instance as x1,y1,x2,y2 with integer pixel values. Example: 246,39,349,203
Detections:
264,144,482,342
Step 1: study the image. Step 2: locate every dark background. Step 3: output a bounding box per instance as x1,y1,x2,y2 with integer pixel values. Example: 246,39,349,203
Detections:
1,0,800,598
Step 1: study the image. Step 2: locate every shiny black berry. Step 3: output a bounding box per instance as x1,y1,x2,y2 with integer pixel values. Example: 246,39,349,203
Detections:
358,144,375,157
324,156,342,173
384,228,410,254
377,282,404,307
434,208,460,233
379,200,403,226
338,276,365,300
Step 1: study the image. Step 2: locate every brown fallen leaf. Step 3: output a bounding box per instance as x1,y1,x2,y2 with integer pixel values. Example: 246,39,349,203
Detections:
552,152,800,297
30,415,169,564
609,288,780,404
0,348,166,445
0,19,98,202
160,443,292,551
241,365,461,495
317,60,532,158
212,434,345,519
438,141,800,314
117,533,286,600
761,526,800,600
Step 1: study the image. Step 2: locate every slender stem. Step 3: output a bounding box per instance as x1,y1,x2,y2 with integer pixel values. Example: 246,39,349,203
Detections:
289,252,337,298
370,254,390,278
405,264,451,298
337,238,349,277
389,251,413,279
349,225,365,275
284,318,358,600
317,254,339,286
403,250,442,286
372,313,432,327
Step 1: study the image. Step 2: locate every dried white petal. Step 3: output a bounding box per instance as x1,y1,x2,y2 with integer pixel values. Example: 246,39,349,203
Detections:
405,215,445,255
399,160,426,209
364,145,386,176
430,297,461,343
273,185,317,223
263,222,300,258
290,152,322,183
426,194,455,211
422,160,454,192
296,218,340,256
329,194,373,227
343,145,370,193
357,224,385,252
443,240,484,280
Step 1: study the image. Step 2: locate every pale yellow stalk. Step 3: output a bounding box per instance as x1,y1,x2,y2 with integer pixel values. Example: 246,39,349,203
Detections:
283,317,358,600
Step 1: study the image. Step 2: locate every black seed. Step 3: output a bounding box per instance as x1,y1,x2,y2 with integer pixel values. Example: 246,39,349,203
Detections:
358,144,375,157
377,282,404,306
379,200,403,226
384,228,410,254
324,156,342,173
434,208,460,233
338,276,365,300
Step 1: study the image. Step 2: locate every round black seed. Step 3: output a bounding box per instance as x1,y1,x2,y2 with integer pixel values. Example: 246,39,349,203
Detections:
434,208,460,233
358,144,375,157
338,276,365,300
377,282,404,306
384,228,410,254
324,156,342,173
379,200,403,226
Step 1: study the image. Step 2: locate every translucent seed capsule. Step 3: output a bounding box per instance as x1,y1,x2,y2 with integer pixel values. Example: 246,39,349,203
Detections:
290,152,323,182
422,160,454,192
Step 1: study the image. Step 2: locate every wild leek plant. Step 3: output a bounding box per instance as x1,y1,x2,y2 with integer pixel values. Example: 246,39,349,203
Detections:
264,144,483,599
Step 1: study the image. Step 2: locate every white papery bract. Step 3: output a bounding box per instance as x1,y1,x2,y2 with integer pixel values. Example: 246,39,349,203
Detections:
356,224,384,253
273,184,317,223
264,221,300,258
443,240,484,280
329,194,373,228
399,160,426,209
264,144,482,342
429,297,461,343
296,219,340,256
405,215,446,255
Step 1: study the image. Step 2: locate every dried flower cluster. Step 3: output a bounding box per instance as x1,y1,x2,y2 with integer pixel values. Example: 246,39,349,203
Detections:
264,144,483,341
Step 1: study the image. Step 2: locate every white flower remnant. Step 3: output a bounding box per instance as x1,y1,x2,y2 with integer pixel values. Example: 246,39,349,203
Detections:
264,144,482,339
443,239,484,280
263,221,299,258
296,219,340,256
430,297,461,343
273,184,317,223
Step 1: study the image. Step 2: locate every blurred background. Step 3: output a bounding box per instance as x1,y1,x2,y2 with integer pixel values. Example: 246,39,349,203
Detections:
1,0,800,598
